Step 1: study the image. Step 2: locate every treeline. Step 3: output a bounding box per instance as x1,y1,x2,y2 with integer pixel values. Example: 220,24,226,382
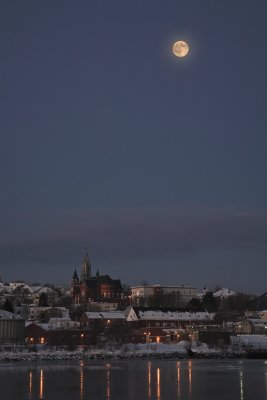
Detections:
189,291,267,313
132,291,267,313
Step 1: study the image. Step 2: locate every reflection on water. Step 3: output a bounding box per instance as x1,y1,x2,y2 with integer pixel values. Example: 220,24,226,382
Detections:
39,369,44,399
239,370,244,400
147,361,151,400
156,368,160,400
80,360,84,400
106,363,111,400
29,371,32,399
177,361,181,399
15,359,267,400
188,360,192,398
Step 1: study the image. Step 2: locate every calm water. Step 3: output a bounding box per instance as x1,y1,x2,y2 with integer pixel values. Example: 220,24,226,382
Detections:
0,359,267,400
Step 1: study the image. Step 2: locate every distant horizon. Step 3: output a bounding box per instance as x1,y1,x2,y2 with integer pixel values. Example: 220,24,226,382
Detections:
1,267,265,296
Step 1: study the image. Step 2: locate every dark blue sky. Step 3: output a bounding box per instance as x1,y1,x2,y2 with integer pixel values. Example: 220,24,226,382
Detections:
1,1,267,293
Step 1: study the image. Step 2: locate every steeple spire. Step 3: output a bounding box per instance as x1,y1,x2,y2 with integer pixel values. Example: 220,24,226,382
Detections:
80,248,91,281
72,269,79,283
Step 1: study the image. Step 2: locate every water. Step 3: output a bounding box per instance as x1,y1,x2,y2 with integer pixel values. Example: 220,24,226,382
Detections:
0,359,267,400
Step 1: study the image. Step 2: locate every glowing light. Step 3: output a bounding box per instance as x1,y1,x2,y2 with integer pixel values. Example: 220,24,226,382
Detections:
173,41,189,58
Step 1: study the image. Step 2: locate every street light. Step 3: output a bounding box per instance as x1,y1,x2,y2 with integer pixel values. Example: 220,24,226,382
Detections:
144,332,151,349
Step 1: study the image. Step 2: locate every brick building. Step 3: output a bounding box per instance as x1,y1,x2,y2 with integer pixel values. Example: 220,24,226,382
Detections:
71,250,124,306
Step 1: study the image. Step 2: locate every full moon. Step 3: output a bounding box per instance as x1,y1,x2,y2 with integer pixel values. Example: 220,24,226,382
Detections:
173,41,189,57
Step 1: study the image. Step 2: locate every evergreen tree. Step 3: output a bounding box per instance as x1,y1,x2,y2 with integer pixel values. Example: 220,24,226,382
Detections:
202,291,218,312
38,293,48,307
2,298,14,313
187,298,204,311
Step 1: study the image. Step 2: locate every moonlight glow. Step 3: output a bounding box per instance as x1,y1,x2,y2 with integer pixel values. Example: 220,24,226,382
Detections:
173,41,189,57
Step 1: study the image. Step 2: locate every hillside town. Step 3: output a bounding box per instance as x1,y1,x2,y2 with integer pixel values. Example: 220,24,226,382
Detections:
1,250,267,357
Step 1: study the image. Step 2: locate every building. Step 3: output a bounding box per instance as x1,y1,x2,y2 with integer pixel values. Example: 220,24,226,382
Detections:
124,306,214,343
27,306,70,322
25,321,92,347
126,307,214,329
259,310,267,320
0,310,25,345
234,318,267,335
249,319,267,334
80,311,127,328
130,284,197,307
71,250,124,305
234,319,254,335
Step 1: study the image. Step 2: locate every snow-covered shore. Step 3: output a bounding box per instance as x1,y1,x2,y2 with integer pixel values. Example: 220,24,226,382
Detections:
0,342,245,361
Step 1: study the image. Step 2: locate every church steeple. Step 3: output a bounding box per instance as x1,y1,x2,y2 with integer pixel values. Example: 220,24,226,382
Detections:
80,248,91,281
72,269,79,284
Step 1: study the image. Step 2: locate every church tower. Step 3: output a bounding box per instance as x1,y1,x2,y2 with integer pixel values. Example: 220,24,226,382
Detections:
70,269,80,302
80,248,91,281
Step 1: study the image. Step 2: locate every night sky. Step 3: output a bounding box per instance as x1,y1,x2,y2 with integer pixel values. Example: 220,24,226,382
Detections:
1,1,267,293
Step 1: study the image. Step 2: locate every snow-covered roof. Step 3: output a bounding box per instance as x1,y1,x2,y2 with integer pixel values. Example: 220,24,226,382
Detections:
28,286,56,294
84,311,126,320
28,286,42,293
131,284,196,289
213,288,236,298
138,311,213,321
25,321,49,330
48,317,71,322
0,310,20,319
37,323,49,331
249,319,267,327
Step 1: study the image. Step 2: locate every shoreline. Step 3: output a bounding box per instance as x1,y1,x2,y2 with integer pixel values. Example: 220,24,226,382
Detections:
0,350,247,362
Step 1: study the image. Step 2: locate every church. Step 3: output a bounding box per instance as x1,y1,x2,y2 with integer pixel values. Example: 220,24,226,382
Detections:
71,250,124,305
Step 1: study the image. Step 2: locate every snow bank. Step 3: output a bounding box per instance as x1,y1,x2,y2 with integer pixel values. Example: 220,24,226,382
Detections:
0,341,233,362
232,335,267,349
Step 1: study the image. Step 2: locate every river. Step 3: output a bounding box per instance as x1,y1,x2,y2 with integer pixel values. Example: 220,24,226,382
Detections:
0,359,266,400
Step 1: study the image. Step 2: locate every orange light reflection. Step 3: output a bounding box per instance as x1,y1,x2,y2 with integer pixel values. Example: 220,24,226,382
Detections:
39,369,44,399
177,361,181,399
106,363,111,400
148,361,151,400
188,360,192,398
29,371,33,399
80,360,84,400
157,368,161,400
